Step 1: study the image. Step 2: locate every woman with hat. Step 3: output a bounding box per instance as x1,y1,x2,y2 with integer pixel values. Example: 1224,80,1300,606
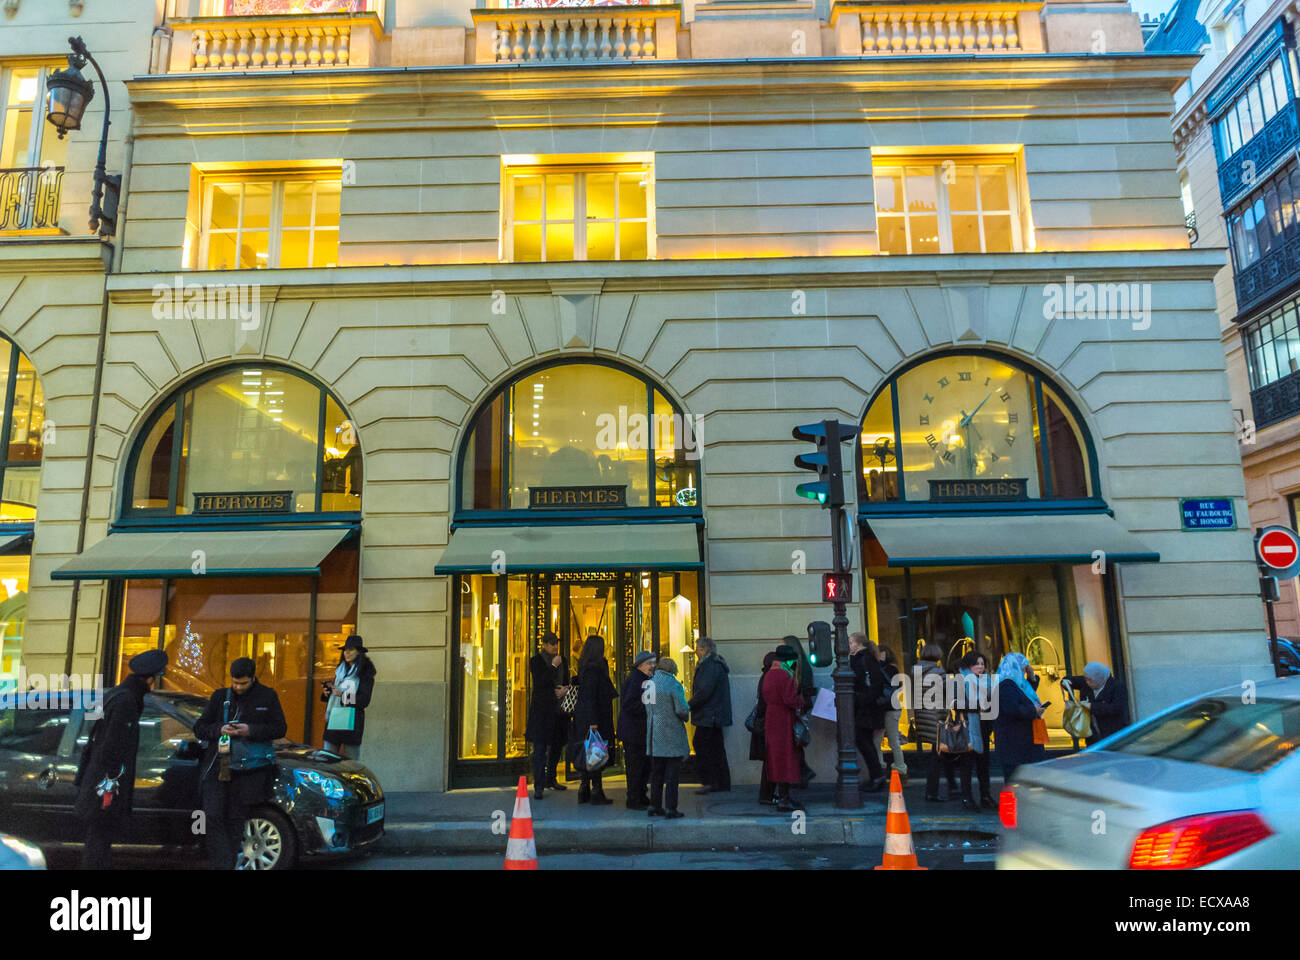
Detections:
322,634,377,759
75,649,168,869
762,643,805,812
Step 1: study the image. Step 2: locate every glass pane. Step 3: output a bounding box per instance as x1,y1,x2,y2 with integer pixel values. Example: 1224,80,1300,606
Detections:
178,368,322,514
311,229,338,268
6,69,38,105
859,381,899,503
309,545,359,745
875,170,903,214
1108,697,1300,773
209,183,240,231
241,181,272,230
238,230,270,269
507,363,650,508
459,574,500,760
279,229,311,269
1248,86,1266,133
545,223,574,261
37,119,66,170
982,214,1014,253
513,224,541,262
587,221,615,261
132,403,175,509
910,214,940,254
315,180,341,226
1259,72,1278,119
658,572,699,694
586,173,615,220
1273,59,1289,108
7,351,40,463
513,175,542,221
1237,99,1254,142
1044,385,1090,498
461,391,505,510
320,394,361,512
503,575,529,759
978,165,1011,210
618,172,647,220
1228,111,1241,155
1279,172,1295,233
949,165,977,211
116,580,163,686
653,388,699,507
206,232,238,271
895,354,1042,500
545,174,574,220
0,466,39,521
0,107,31,169
281,181,314,228
617,220,647,260
0,554,33,690
1254,197,1272,254
951,214,981,253
904,166,937,214
1265,183,1283,238
162,575,312,742
878,216,907,254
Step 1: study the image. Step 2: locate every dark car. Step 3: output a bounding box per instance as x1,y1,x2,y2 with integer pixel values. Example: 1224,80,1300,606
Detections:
0,691,384,869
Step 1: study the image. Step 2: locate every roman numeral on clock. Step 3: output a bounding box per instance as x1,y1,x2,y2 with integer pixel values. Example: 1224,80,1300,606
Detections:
925,432,939,450
1008,413,1019,423
937,377,950,389
1000,391,1011,402
919,414,930,426
958,371,972,381
1005,432,1016,447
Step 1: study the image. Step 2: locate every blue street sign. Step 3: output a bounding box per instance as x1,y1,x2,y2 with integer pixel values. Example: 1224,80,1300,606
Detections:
1180,498,1236,531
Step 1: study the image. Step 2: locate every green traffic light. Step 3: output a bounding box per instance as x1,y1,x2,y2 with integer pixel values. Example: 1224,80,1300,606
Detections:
796,482,827,503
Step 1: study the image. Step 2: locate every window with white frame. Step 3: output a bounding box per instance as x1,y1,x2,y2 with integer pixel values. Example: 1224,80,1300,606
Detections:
199,175,340,270
1215,57,1292,161
503,162,653,262
0,64,67,231
873,159,1024,255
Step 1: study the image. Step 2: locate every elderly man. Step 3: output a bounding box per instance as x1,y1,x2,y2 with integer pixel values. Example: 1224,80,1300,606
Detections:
1065,662,1131,745
619,650,657,809
688,636,732,794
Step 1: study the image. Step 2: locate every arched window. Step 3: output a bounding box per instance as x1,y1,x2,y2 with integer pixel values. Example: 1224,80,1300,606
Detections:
858,351,1096,505
458,361,700,512
125,365,360,517
0,335,40,694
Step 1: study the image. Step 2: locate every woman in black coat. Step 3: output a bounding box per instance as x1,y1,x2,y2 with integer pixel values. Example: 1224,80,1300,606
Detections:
991,652,1047,781
322,635,377,759
571,634,616,805
1065,662,1131,744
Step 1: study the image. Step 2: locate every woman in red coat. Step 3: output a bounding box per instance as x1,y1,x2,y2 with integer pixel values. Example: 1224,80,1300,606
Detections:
762,644,805,812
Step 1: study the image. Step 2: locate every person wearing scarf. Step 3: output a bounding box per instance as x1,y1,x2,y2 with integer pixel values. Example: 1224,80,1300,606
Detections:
991,651,1047,782
957,650,995,811
1064,660,1131,745
322,635,377,760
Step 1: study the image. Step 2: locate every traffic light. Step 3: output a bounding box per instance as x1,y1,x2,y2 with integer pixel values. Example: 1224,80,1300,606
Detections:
793,420,861,508
807,620,833,667
822,572,852,603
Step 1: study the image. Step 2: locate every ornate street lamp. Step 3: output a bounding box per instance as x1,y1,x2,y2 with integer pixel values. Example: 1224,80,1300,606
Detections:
44,36,120,237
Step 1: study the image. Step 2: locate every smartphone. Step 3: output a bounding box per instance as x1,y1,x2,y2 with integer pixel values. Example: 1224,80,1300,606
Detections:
1040,701,1053,709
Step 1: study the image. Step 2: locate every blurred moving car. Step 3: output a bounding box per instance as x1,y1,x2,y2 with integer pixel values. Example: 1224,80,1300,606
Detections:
1271,637,1300,675
998,675,1300,869
0,831,45,869
0,691,383,869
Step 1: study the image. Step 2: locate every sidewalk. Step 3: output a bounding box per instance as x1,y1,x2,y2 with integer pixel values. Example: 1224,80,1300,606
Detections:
380,776,1005,854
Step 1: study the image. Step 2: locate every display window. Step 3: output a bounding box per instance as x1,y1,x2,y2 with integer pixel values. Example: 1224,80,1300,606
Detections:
0,334,40,696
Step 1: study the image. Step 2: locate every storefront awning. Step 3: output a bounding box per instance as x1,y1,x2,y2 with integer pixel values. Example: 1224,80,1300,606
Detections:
864,513,1159,567
50,528,353,580
435,522,703,574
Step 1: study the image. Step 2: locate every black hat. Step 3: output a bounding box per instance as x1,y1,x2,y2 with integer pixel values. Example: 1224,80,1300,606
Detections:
774,644,798,661
633,650,657,667
340,634,367,653
230,657,256,679
128,649,168,677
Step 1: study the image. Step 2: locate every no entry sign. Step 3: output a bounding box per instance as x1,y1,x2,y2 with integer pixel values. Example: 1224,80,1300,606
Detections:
1256,526,1300,577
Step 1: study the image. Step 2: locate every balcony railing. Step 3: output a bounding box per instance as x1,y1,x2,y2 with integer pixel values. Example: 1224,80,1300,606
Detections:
471,5,681,63
1251,369,1300,429
0,167,63,232
1235,235,1300,317
1218,103,1300,206
830,2,1044,56
164,12,383,73
1186,209,1197,244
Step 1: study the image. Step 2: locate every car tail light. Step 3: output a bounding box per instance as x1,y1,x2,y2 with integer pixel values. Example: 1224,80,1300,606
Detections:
999,790,1016,829
1129,811,1273,869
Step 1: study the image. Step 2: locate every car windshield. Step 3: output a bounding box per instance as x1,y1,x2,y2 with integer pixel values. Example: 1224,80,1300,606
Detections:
1106,696,1300,773
158,696,206,728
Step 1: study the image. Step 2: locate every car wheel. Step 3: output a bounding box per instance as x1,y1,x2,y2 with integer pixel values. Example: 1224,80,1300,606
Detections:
236,807,297,871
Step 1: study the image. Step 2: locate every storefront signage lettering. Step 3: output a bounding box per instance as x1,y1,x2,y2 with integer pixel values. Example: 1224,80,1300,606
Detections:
928,478,1028,502
192,490,293,515
1179,498,1236,531
529,485,627,509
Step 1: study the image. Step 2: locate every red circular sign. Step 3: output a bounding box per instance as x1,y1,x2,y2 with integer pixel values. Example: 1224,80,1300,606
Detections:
1258,528,1300,570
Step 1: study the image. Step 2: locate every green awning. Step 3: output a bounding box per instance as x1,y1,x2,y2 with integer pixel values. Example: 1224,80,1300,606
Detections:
435,523,703,574
864,513,1159,567
50,528,352,580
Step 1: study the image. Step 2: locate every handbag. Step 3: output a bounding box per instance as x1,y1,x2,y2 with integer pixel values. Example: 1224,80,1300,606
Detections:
223,692,277,772
560,679,580,716
327,705,356,732
744,703,766,737
1060,680,1095,741
793,715,811,747
1032,716,1049,746
937,710,971,753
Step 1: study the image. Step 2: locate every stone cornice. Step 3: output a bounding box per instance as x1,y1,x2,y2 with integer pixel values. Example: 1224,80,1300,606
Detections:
0,235,110,275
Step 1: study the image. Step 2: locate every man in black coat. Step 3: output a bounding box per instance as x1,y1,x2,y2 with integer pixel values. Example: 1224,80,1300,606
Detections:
1066,662,1132,745
194,658,287,869
75,649,169,869
688,636,732,793
619,650,657,809
848,634,887,791
526,632,568,800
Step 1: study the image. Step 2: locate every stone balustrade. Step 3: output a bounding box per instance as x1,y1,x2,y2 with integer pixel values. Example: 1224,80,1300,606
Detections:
164,13,382,72
831,2,1044,55
472,6,681,63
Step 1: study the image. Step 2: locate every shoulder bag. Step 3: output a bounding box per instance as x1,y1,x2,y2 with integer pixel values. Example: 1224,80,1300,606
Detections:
937,709,971,754
560,679,580,716
223,692,276,772
792,714,811,747
1060,679,1095,741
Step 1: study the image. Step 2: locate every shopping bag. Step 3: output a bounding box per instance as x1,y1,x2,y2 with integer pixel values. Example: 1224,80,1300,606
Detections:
1060,680,1094,741
1032,716,1049,745
584,730,609,772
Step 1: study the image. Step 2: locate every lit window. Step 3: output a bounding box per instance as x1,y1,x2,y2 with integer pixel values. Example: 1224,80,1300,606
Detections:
873,159,1023,255
503,162,652,262
0,65,67,231
199,175,340,269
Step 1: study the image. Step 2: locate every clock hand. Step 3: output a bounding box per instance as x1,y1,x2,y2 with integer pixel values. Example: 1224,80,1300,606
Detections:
960,391,993,428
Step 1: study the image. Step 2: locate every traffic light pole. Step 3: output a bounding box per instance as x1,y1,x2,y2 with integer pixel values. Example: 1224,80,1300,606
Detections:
829,500,862,809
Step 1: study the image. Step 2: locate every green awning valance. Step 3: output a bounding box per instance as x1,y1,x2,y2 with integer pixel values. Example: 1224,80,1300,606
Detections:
435,522,702,574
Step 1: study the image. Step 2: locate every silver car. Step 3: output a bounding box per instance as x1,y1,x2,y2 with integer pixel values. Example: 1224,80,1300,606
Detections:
998,676,1300,869
0,831,45,869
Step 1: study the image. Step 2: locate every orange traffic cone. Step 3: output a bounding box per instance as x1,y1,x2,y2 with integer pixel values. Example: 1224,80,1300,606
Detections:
504,775,539,870
875,769,926,870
